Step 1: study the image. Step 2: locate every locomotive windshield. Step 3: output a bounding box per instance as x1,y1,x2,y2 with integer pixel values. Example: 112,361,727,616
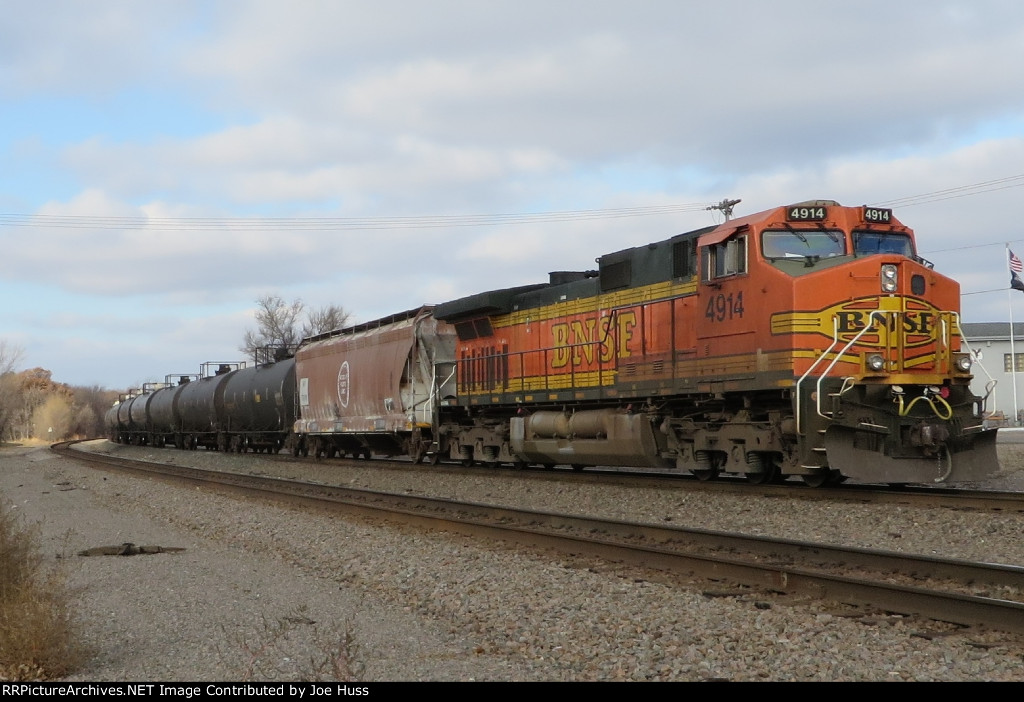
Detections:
853,231,915,257
761,230,845,260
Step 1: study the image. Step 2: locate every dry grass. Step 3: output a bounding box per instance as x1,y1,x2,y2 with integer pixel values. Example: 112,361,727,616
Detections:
223,606,363,682
0,499,85,681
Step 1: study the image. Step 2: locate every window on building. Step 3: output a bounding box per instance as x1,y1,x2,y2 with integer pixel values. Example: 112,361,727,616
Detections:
1004,353,1024,372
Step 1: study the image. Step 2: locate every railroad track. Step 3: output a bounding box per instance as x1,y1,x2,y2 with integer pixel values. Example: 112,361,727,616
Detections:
107,439,1024,513
203,441,1024,512
54,441,1024,635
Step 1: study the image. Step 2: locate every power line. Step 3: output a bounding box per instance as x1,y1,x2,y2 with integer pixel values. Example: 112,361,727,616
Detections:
0,202,714,232
4,171,1024,232
870,173,1024,208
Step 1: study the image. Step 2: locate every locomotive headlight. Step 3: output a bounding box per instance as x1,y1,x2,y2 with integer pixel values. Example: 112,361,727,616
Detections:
867,353,886,372
954,354,973,373
880,264,898,292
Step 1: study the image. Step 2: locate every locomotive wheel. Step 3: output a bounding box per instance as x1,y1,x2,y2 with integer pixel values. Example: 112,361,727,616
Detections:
801,471,830,488
745,464,778,485
692,468,719,482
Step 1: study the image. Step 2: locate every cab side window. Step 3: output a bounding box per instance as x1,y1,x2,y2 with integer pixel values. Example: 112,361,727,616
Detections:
707,236,747,280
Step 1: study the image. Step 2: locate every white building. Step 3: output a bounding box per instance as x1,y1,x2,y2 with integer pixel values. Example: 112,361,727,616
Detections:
960,322,1024,425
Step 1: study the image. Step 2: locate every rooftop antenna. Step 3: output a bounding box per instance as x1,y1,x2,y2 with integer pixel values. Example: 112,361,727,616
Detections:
707,198,742,221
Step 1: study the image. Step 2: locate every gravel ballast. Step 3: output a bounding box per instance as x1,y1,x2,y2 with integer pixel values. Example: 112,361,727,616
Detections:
4,441,1024,682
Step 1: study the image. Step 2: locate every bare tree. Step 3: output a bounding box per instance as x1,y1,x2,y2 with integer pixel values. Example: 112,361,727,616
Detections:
0,341,25,443
242,295,352,365
302,304,352,338
0,340,24,375
242,295,304,359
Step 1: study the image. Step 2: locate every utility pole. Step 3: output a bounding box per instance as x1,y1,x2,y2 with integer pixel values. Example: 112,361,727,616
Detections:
706,198,742,221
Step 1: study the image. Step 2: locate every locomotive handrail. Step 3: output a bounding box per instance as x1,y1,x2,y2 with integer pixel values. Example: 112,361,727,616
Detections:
795,310,892,434
814,310,893,422
794,315,842,435
949,312,997,409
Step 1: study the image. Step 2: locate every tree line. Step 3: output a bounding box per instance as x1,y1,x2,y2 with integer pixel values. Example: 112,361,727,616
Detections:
0,342,117,443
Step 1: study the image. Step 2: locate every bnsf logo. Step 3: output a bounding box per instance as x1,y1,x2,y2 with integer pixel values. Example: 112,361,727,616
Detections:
550,311,638,368
835,310,936,336
771,297,944,349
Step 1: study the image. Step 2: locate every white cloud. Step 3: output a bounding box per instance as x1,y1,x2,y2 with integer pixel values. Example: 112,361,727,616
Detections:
5,1,1024,387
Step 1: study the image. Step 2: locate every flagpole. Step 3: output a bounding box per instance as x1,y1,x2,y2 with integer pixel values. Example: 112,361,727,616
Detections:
1008,244,1019,424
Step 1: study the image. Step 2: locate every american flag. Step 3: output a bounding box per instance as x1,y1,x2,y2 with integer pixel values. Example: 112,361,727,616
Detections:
1011,250,1024,292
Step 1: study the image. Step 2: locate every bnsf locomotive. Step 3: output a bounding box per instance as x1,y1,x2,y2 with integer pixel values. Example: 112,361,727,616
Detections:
106,200,999,485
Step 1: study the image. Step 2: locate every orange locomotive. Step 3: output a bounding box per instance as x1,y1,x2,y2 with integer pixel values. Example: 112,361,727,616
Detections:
428,200,998,484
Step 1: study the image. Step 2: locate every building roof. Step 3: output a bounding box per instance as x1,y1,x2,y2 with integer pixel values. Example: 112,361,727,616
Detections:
961,322,1024,341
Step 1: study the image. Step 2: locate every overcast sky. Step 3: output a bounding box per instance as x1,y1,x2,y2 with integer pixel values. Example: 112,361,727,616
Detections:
3,0,1024,389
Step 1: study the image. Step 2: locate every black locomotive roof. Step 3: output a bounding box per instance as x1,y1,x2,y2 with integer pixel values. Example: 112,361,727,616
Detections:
434,284,549,321
435,223,719,321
